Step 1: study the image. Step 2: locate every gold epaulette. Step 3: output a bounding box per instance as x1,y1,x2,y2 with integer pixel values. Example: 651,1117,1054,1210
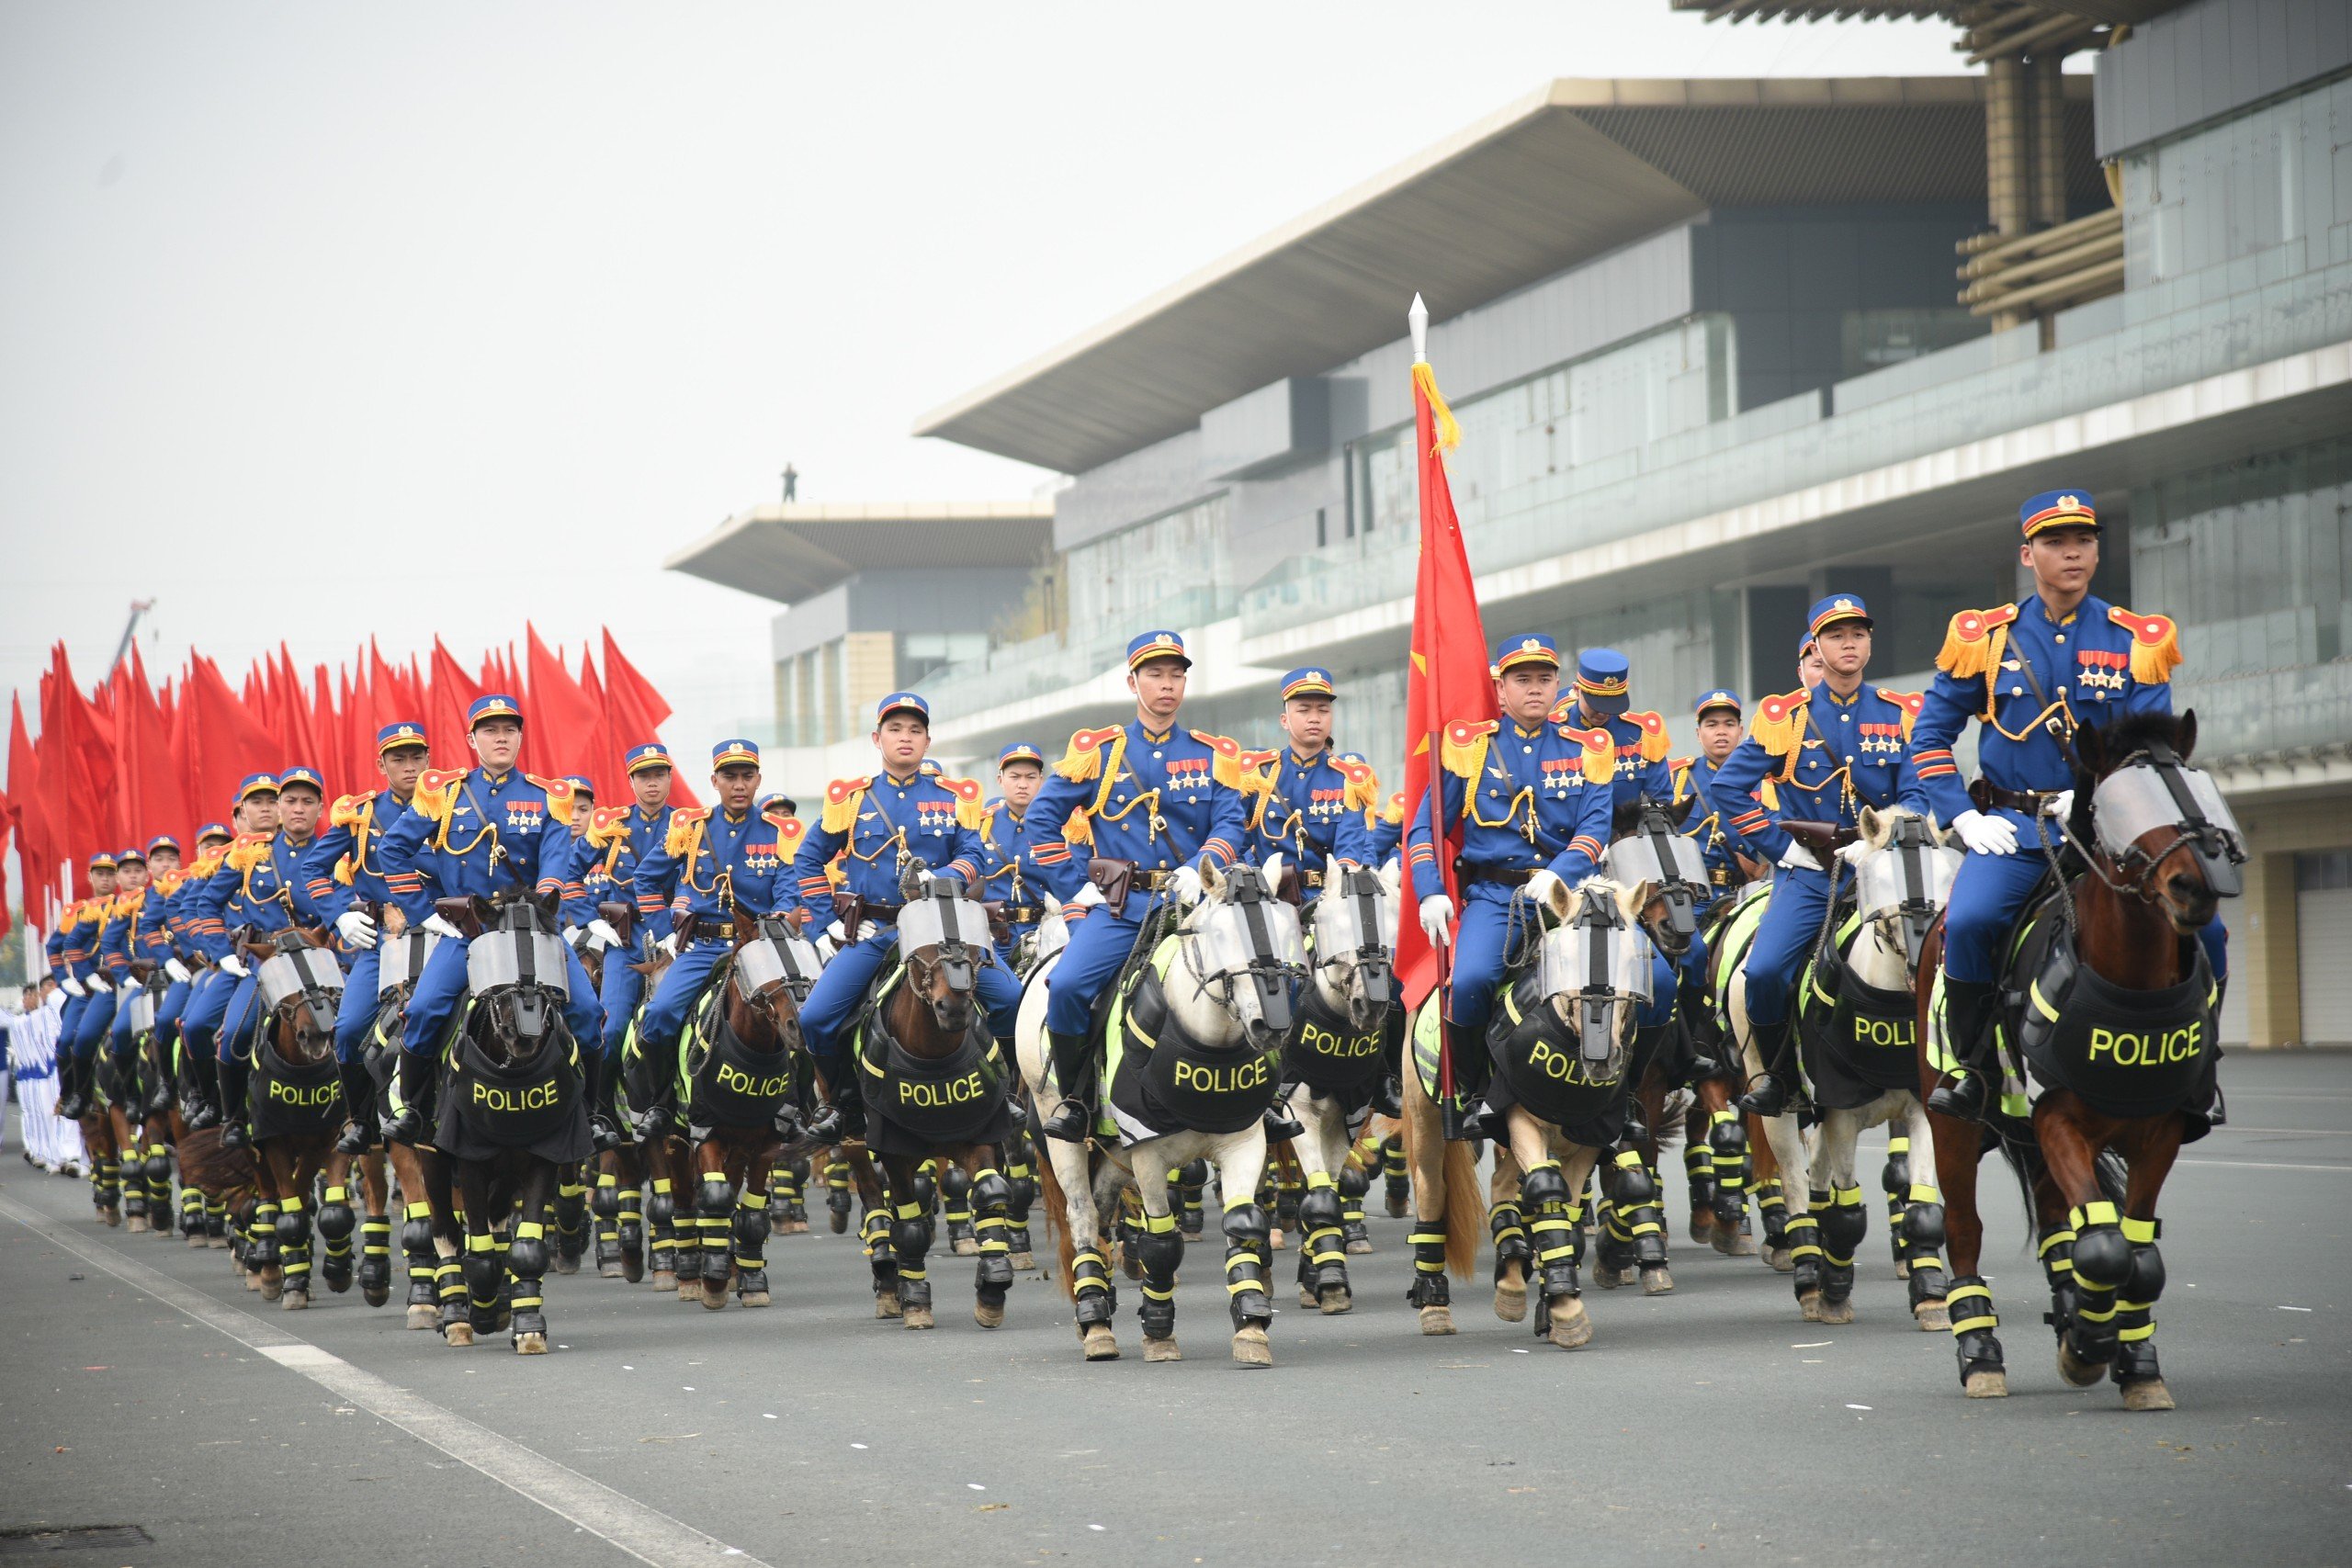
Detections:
665,807,712,856
1189,730,1245,790
412,768,467,823
333,857,355,886
1935,604,2017,680
1440,719,1498,780
1749,691,1809,757
1880,689,1925,740
937,774,986,831
776,818,806,851
329,791,375,829
584,806,632,849
1054,727,1122,784
1623,710,1671,763
525,773,579,826
2108,606,2182,683
819,779,869,834
1061,810,1094,846
1238,749,1280,797
225,833,273,873
1558,726,1616,784
1332,756,1379,813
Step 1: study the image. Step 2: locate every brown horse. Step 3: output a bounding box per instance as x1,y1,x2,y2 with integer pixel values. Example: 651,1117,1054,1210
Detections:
234,928,362,1308
1917,710,2235,1409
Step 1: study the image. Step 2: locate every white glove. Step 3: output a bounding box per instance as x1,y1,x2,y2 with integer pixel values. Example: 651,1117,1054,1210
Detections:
562,925,585,948
1419,894,1455,949
1778,842,1823,873
85,973,112,993
60,976,85,998
1170,865,1205,906
164,958,192,984
2048,789,2075,823
586,919,623,953
1525,868,1566,908
1835,838,1873,867
1951,808,2018,857
913,866,939,891
335,909,379,950
654,932,680,960
219,953,249,979
420,914,463,940
1069,883,1106,909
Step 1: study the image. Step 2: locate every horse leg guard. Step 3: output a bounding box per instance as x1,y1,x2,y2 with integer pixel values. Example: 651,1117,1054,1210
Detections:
1136,1211,1182,1345
1298,1174,1349,1308
1274,1165,1303,1242
970,1168,1013,1305
1382,1134,1409,1217
507,1222,549,1347
1818,1185,1868,1308
1787,1190,1827,1306
646,1179,677,1280
1004,1154,1036,1260
463,1235,505,1334
316,1185,356,1292
1881,1136,1912,1273
825,1159,853,1232
697,1177,735,1298
2111,1222,2167,1397
178,1183,207,1240
206,1194,229,1242
908,1161,938,1213
359,1212,393,1302
275,1196,314,1298
2063,1203,2132,1378
1487,1198,1531,1292
401,1202,438,1316
1708,1111,1749,1232
859,1206,898,1293
1177,1157,1208,1239
1222,1200,1272,1330
1684,1141,1717,1224
891,1201,934,1317
1901,1189,1948,1311
940,1164,977,1256
1519,1161,1580,1307
1945,1275,2007,1393
144,1145,175,1213
616,1184,644,1253
1070,1244,1116,1332
1610,1149,1670,1278
2036,1224,2079,1336
784,1157,809,1224
435,1259,469,1338
593,1174,623,1275
250,1200,282,1277
731,1190,772,1303
1407,1216,1451,1313
1337,1163,1371,1253
554,1180,587,1271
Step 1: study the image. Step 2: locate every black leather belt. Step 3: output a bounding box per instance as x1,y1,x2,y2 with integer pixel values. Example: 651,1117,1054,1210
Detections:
687,916,737,942
1001,904,1041,924
1457,863,1536,887
1137,870,1176,891
1981,784,2066,816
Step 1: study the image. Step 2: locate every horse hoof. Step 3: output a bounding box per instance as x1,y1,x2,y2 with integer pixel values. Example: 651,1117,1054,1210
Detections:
1385,1196,1408,1220
1144,1337,1181,1363
363,1285,390,1308
209,1235,231,1249
260,1280,283,1303
1962,1369,2008,1398
876,1295,902,1319
1640,1268,1673,1297
126,1215,148,1235
1816,1297,1854,1325
2057,1341,2109,1388
1799,1292,1825,1322
650,1270,675,1292
406,1304,438,1329
700,1287,728,1312
1008,1252,1035,1272
1686,1215,1713,1246
952,1238,979,1258
2120,1379,2176,1412
598,1261,624,1280
281,1290,309,1311
243,1272,261,1292
780,1219,808,1236
514,1333,548,1356
1546,1298,1594,1350
1494,1280,1528,1324
1118,1248,1142,1281
1080,1325,1120,1361
1298,1286,1319,1310
1181,1230,1204,1246
739,1290,771,1308
1894,1260,1910,1281
1231,1325,1272,1368
1915,1302,1951,1333
1592,1265,1627,1291
1418,1305,1455,1336
1318,1287,1352,1315
552,1255,578,1277
974,1300,1003,1329
902,1304,935,1330
188,1234,209,1249
445,1323,475,1348
829,1212,850,1235
1345,1238,1373,1257
1266,1229,1286,1252
1766,1247,1795,1273
676,1281,699,1303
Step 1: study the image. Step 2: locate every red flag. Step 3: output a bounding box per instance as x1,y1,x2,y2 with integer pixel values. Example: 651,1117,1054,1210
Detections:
429,637,483,772
526,626,601,785
579,650,616,802
601,629,695,807
185,652,283,822
1396,354,1494,1039
8,694,49,930
368,639,422,733
118,645,191,847
41,645,118,894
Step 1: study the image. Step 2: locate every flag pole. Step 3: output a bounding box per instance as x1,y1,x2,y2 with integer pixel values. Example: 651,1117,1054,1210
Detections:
1409,293,1457,1107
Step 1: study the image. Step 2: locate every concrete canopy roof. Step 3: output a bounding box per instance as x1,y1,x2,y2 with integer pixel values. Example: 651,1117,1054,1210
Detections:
664,501,1055,606
915,75,2090,476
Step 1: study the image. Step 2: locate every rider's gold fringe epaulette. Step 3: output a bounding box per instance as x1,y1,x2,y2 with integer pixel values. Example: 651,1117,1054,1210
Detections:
819,779,867,835
937,774,987,831
329,791,374,829
1237,749,1280,798
1623,710,1672,764
583,806,631,849
1060,810,1094,846
410,769,467,825
1881,688,1925,740
1055,727,1122,784
1935,604,2017,680
525,773,579,827
1748,690,1809,757
226,833,272,873
2108,606,2182,683
1381,790,1405,827
1333,756,1379,814
1440,719,1497,780
1190,730,1246,790
1558,726,1617,784
333,856,355,886
665,807,712,855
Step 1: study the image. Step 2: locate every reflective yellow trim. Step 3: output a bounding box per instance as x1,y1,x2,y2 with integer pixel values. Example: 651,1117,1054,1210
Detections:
1949,1314,1997,1335
1907,1183,1939,1205
2120,1217,2156,1244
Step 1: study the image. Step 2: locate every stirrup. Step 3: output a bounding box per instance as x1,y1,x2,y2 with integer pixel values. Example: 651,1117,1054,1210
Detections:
589,1112,623,1154
334,1120,371,1156
1927,1071,1988,1121
220,1122,253,1153
1737,1072,1791,1117
632,1103,674,1143
1040,1097,1091,1143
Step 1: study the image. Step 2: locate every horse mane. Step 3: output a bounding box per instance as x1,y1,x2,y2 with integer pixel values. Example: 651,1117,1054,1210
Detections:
2082,709,2189,776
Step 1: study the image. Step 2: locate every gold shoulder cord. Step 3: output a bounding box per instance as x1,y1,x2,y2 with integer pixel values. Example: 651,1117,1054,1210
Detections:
1979,626,2075,742
1462,745,1538,841
1088,731,1165,840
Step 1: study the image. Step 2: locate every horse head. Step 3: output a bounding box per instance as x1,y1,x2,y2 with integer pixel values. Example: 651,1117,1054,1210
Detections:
462,890,571,1066
1602,800,1708,960
1849,804,1961,984
1530,876,1657,1069
1307,863,1396,1032
727,914,817,1050
2075,710,2245,935
895,869,995,1041
1182,854,1306,1051
246,925,342,1069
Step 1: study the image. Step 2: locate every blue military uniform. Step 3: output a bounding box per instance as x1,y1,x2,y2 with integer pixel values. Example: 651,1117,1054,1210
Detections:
1668,691,1762,902
54,856,114,1073
783,705,1024,1104
1406,634,1616,1035
96,848,175,1068
152,829,232,1091
1914,490,2224,1116
1713,596,1928,1110
1553,649,1675,812
974,742,1058,960
574,742,678,1076
297,725,427,1067
376,698,601,1064
1242,668,1381,882
182,774,328,1074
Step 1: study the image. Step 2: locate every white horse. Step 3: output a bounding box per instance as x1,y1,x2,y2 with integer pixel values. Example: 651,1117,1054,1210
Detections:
1724,805,1955,1329
1018,855,1301,1367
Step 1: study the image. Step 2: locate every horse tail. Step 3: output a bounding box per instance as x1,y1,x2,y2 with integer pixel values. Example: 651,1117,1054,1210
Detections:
1441,1137,1481,1280
1033,1141,1080,1303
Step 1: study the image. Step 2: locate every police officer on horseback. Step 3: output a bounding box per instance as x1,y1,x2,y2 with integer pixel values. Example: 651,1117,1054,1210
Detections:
1714,595,1928,1116
975,742,1055,966
1407,633,1616,1138
376,695,605,1145
570,741,675,1141
1024,631,1256,1145
1915,490,2225,1121
784,695,1023,1138
50,852,118,1121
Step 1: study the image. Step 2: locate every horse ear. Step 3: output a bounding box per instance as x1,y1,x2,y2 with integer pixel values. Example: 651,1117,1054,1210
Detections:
1262,852,1285,893
1201,859,1227,897
1546,873,1578,923
1042,889,1062,917
2177,708,2198,762
242,938,276,964
1859,805,1884,847
1614,877,1653,928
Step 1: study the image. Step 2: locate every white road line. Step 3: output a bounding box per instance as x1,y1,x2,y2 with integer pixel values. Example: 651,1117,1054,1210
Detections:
0,1193,771,1568
2173,1158,2352,1173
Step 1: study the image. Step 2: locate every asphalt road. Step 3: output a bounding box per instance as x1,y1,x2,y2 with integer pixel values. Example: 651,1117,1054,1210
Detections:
3,1051,2347,1568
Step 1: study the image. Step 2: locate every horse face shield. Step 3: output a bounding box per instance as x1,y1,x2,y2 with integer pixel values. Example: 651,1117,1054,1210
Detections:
257,949,345,1036
1605,806,1709,948
2092,755,2247,905
1193,866,1306,1043
1532,896,1650,1066
464,922,571,1039
733,922,822,1008
1854,816,1960,972
897,880,995,998
1314,868,1394,1015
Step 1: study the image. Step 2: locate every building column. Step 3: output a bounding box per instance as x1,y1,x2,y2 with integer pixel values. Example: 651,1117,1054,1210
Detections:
2241,850,2303,1048
2030,51,2070,229
1984,55,2030,330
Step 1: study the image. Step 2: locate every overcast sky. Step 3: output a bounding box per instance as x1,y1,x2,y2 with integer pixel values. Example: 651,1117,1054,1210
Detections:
2,2,1971,810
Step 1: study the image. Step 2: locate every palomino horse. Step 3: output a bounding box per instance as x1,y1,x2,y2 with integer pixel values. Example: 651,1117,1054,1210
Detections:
1399,876,1660,1350
1020,856,1304,1366
1272,864,1396,1314
1917,710,2237,1409
234,929,356,1308
833,873,1023,1331
672,912,819,1310
1716,807,1958,1330
412,892,595,1354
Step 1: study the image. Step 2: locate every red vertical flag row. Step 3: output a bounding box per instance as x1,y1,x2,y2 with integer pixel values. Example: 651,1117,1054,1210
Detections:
0,628,687,931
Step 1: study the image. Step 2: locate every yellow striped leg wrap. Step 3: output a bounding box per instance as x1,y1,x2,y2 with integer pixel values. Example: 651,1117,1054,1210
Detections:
1945,1280,1997,1337
1782,1211,1822,1263
1613,1150,1662,1238
435,1260,464,1304
509,1222,545,1310
361,1216,391,1259
1487,1200,1525,1246
974,1168,1011,1256
1530,1213,1575,1267
1071,1247,1111,1296
1383,1138,1407,1179
826,1160,850,1192
1303,1172,1344,1266
1824,1184,1864,1266
1408,1224,1448,1275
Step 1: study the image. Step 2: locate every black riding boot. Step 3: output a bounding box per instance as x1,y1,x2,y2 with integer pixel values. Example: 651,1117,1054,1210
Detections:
383,1050,431,1145
181,1047,220,1129
1927,979,1999,1121
583,1051,622,1154
55,1054,89,1121
1736,1018,1797,1117
217,1056,253,1152
334,1059,377,1156
1040,1031,1094,1143
1261,1084,1305,1143
1441,1021,1500,1142
631,1040,677,1142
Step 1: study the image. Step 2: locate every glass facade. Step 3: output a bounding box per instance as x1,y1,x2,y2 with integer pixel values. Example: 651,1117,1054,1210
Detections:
2122,76,2352,289
1066,492,1233,632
